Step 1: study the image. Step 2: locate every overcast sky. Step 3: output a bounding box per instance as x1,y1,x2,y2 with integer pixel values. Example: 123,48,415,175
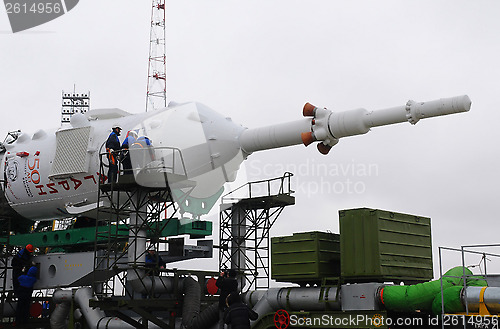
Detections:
1,1,500,279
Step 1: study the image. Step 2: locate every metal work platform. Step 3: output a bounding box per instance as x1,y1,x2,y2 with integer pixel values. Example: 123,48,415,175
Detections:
90,150,216,328
1,218,211,251
232,194,295,210
219,172,295,291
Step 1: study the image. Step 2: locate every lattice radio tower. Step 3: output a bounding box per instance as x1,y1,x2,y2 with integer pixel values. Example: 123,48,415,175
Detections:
146,0,167,112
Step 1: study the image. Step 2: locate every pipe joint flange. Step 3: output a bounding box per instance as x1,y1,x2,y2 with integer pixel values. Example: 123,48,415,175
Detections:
405,100,421,125
314,109,338,142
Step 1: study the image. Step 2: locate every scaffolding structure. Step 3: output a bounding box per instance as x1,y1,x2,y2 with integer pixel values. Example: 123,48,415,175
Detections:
93,147,185,300
91,151,180,328
0,216,12,320
219,173,295,291
91,147,218,328
146,0,167,112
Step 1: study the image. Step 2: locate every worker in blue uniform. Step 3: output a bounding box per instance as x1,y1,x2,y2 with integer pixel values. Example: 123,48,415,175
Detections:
42,300,50,318
105,125,122,183
121,130,138,175
145,250,166,276
136,135,151,147
11,244,34,296
15,266,38,325
130,135,154,170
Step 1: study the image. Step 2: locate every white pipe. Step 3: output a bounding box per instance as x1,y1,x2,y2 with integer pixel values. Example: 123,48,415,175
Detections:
128,275,176,294
463,286,500,314
239,119,312,154
125,190,180,296
73,286,170,329
53,289,73,303
250,287,340,325
243,290,267,308
279,287,340,311
127,191,147,283
74,287,108,328
251,288,281,325
74,287,155,329
74,308,83,321
125,190,178,295
231,206,246,289
50,302,71,329
51,289,74,329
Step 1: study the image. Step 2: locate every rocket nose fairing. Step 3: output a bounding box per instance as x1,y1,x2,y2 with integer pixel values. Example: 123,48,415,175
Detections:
0,102,246,224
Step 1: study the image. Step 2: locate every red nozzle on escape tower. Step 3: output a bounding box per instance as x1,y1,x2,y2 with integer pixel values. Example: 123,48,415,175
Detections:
301,132,315,146
303,103,316,117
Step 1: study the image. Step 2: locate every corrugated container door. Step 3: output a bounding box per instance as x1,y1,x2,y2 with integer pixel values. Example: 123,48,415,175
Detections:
340,208,432,283
271,231,340,284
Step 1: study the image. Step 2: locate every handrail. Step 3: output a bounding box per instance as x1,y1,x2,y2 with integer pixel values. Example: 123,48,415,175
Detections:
98,145,188,183
221,172,293,204
438,243,500,323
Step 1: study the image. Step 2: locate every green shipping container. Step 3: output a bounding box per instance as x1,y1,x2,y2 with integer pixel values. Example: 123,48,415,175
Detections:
271,231,340,284
340,208,432,283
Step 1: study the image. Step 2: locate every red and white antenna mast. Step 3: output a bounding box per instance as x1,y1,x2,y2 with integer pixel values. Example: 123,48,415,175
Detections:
146,0,166,112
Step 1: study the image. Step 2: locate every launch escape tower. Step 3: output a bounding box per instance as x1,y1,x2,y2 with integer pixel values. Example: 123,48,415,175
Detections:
219,172,295,291
146,0,167,112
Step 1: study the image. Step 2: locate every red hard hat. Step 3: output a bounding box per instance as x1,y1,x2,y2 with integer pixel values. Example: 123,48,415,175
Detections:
26,244,34,253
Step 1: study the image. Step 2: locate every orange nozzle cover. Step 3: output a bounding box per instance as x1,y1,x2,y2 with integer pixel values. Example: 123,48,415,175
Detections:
317,143,332,155
301,132,315,146
303,103,316,117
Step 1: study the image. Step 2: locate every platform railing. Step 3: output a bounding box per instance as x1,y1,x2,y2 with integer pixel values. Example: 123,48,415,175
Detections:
221,172,293,204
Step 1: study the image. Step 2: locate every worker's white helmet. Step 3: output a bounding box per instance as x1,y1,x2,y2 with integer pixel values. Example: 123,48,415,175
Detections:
129,130,138,139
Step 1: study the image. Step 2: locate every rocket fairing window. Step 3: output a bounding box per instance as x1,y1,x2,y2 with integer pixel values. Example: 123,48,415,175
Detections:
49,126,93,179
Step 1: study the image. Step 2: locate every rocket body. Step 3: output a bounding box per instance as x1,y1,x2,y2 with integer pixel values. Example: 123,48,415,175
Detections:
0,95,471,223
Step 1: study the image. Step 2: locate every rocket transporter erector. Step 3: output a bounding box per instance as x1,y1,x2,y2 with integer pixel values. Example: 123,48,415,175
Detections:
0,95,470,225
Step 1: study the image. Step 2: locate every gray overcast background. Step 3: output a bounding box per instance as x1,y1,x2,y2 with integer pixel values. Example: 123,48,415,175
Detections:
1,1,499,279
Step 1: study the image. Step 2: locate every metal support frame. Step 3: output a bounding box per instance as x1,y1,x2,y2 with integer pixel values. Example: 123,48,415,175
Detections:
93,176,178,300
0,216,12,319
219,173,294,291
92,176,177,328
0,177,56,323
91,148,204,329
146,0,167,111
93,150,185,299
89,269,219,329
0,177,20,320
438,243,500,329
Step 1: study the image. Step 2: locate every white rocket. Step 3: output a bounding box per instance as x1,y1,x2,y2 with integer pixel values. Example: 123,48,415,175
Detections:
0,95,471,224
